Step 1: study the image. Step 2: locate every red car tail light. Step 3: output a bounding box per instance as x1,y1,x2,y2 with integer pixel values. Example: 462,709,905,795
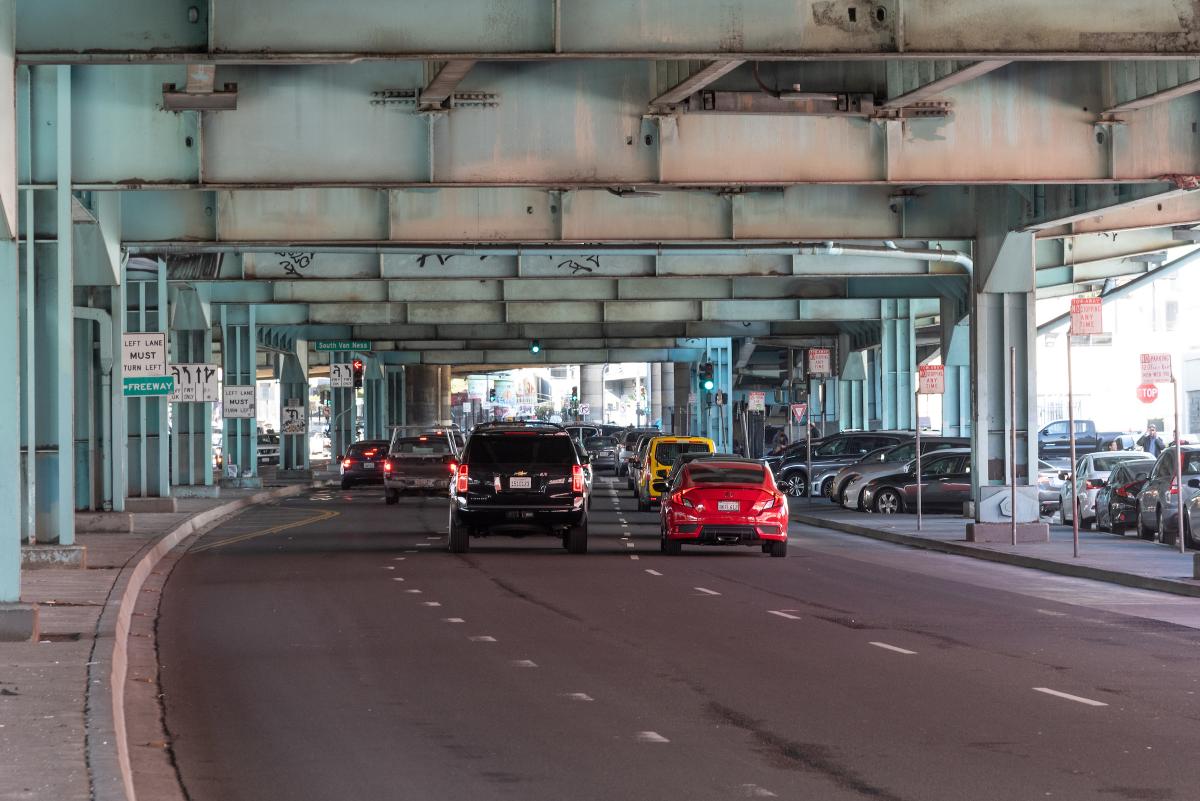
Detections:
448,460,458,474
1170,478,1179,496
572,464,584,493
1085,479,1104,490
382,460,393,473
1115,482,1139,498
342,458,353,469
456,464,469,494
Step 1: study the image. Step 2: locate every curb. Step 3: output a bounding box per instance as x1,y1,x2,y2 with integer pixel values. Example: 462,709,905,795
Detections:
792,513,1200,599
85,481,333,801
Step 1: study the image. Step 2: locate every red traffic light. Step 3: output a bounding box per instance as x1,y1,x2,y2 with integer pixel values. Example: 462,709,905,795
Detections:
352,359,364,372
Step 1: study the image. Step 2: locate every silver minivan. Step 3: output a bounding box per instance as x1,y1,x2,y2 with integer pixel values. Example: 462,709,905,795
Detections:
1135,446,1200,541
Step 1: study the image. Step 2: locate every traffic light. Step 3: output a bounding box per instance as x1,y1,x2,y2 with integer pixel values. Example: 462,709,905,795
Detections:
530,339,541,354
488,387,497,403
699,362,715,391
352,358,364,388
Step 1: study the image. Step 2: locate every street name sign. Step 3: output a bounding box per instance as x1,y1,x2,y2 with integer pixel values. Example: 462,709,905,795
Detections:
330,363,354,388
918,365,945,394
1070,298,1103,335
222,385,256,418
1140,353,1174,384
313,340,372,352
123,376,175,397
808,348,831,376
168,363,219,402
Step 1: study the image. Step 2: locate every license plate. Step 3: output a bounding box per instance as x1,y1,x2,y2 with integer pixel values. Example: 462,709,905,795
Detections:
417,478,439,487
363,462,375,469
509,476,532,490
717,500,740,512
506,510,535,519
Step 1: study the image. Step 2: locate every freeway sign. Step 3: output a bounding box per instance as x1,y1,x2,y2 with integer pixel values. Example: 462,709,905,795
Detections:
123,376,175,397
312,340,372,352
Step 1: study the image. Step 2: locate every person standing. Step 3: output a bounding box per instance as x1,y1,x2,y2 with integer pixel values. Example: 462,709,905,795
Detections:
1137,424,1166,456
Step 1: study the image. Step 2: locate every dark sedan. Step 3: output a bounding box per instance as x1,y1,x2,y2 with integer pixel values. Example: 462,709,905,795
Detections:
339,439,391,489
1093,459,1155,534
859,448,973,515
584,435,620,471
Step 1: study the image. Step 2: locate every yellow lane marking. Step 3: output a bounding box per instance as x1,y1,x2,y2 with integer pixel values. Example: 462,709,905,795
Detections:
191,509,340,553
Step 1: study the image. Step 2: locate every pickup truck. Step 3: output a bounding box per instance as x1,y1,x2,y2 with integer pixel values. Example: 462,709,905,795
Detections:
1037,420,1132,460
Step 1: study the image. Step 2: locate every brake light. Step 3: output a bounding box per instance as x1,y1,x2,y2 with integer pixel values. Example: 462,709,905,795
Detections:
1170,477,1179,496
572,464,584,493
449,461,458,474
342,458,352,469
383,460,392,473
1115,482,1139,498
456,464,469,494
1085,479,1104,490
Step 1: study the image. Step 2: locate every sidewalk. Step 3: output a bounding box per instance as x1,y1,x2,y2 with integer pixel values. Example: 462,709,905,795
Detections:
790,501,1200,598
0,475,333,801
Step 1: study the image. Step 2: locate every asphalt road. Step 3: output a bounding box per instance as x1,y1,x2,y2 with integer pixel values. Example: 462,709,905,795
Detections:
159,476,1200,801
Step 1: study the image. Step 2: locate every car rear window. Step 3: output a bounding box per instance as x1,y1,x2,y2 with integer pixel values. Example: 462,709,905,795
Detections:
1092,454,1151,471
586,436,617,449
1184,452,1200,474
655,441,711,464
465,435,577,464
390,437,451,455
347,442,387,458
687,464,765,484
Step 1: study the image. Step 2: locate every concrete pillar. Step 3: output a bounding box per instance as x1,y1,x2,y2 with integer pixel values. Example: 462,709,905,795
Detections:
170,288,215,490
329,350,356,459
279,349,309,471
386,366,405,427
650,363,664,427
362,356,385,440
942,315,971,437
969,188,1045,540
407,364,441,426
581,364,604,423
219,304,258,483
673,363,692,435
660,364,675,433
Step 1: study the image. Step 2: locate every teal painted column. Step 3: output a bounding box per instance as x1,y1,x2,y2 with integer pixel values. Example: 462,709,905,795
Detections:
839,350,868,431
109,277,127,510
125,262,170,498
279,348,309,471
170,329,215,488
942,318,972,437
385,366,406,429
363,356,384,440
0,239,21,600
881,299,916,431
220,305,258,479
33,66,74,543
703,338,733,452
329,350,357,458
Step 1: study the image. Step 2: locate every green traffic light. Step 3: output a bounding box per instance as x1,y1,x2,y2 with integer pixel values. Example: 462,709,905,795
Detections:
530,340,541,354
702,378,715,391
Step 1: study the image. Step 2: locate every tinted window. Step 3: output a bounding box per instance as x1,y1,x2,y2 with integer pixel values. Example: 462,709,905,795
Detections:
1044,422,1069,436
347,441,387,457
465,435,577,464
813,438,852,457
390,437,451,455
687,464,765,485
1184,452,1200,474
923,455,961,476
586,436,617,449
655,441,711,464
1091,454,1151,471
886,442,916,461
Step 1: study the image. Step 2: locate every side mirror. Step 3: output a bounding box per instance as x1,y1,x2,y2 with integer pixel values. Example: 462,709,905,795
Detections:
1189,478,1200,489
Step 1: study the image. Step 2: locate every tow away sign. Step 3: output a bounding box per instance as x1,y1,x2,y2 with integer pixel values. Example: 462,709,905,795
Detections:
918,365,945,394
1140,353,1174,384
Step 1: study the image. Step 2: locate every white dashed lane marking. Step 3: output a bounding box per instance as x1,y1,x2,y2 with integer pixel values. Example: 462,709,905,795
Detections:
1033,687,1107,707
511,660,538,668
738,784,778,798
469,636,498,643
629,555,640,561
442,618,465,623
405,589,423,594
1035,609,1067,617
421,601,442,607
382,566,395,570
645,569,663,576
767,610,801,620
391,577,405,582
869,642,917,655
562,692,594,702
635,731,670,743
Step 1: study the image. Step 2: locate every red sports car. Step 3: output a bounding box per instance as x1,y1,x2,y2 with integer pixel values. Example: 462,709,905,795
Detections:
659,459,788,557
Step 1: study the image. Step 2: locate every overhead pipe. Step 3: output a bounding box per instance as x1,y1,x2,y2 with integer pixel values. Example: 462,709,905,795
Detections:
73,307,114,511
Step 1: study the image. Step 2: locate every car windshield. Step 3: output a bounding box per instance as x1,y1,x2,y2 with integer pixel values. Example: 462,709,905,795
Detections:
390,437,451,455
655,441,711,464
585,436,617,449
1091,454,1151,471
687,464,765,484
465,435,576,464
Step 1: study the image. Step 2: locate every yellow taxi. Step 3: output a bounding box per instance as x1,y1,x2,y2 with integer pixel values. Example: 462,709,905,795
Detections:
635,435,715,511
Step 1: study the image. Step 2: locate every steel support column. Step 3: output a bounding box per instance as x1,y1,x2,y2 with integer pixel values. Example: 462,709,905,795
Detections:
650,362,663,428
279,348,309,470
673,362,692,435
363,355,385,440
942,318,971,437
880,299,916,431
660,363,675,433
329,350,356,459
170,290,214,489
386,366,405,429
0,238,19,600
219,304,257,479
125,262,170,498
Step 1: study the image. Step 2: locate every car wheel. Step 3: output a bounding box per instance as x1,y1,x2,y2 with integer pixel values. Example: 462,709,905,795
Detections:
1060,493,1070,524
447,511,470,553
385,489,399,505
340,478,352,490
874,489,902,515
566,519,588,554
820,477,834,499
761,543,772,553
637,492,650,513
1137,505,1154,540
768,540,788,558
663,536,681,555
779,473,807,498
1156,508,1165,545
1108,506,1125,535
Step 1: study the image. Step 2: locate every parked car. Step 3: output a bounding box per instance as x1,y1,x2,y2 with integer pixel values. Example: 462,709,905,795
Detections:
584,435,620,471
338,439,390,489
1136,446,1200,541
448,423,590,553
617,428,659,477
635,435,715,511
774,431,913,498
1183,490,1200,549
659,458,788,556
835,437,970,510
1093,460,1156,534
1037,419,1131,460
859,448,973,515
256,433,280,465
383,432,458,502
1036,459,1064,516
1059,452,1157,528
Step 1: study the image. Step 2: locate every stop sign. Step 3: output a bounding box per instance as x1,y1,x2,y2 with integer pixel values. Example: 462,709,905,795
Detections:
1136,383,1159,404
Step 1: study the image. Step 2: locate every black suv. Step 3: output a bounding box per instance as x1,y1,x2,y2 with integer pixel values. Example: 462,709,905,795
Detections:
449,424,590,553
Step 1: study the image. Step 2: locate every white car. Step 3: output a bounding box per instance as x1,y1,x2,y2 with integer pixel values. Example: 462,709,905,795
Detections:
1060,451,1156,528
